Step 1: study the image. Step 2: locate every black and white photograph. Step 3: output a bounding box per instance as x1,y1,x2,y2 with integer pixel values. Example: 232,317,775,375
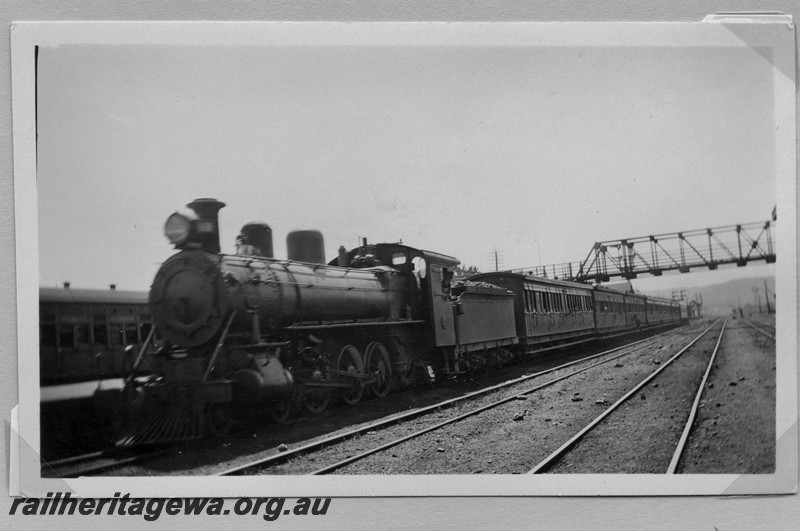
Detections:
7,15,796,507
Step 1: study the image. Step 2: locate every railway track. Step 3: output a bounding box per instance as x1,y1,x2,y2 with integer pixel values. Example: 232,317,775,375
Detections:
44,450,149,478
217,322,702,476
528,318,724,473
741,317,775,341
42,324,679,477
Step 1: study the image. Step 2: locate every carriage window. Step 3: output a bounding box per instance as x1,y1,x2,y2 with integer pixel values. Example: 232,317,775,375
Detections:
93,313,107,346
58,324,75,350
76,324,90,346
124,323,139,344
110,325,123,345
40,324,56,346
140,322,152,341
93,323,108,346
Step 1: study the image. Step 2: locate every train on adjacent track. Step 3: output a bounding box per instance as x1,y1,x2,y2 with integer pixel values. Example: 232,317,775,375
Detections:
99,198,684,446
39,286,154,385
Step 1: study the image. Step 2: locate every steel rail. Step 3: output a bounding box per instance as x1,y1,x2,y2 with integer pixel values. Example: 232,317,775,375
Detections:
667,318,727,473
528,319,721,474
217,324,692,476
741,318,776,341
44,453,142,478
44,447,178,478
44,450,106,469
307,324,704,475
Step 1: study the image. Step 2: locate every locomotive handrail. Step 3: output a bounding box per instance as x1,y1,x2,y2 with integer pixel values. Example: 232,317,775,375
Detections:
125,325,156,386
202,311,237,382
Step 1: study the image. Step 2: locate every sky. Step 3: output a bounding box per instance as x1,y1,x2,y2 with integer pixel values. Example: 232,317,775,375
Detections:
36,38,778,294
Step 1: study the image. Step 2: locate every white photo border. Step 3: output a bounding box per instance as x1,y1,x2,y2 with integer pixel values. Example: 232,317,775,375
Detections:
11,20,797,498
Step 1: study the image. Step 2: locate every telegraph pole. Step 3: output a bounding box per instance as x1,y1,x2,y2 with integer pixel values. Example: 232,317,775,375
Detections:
752,286,762,314
764,279,773,314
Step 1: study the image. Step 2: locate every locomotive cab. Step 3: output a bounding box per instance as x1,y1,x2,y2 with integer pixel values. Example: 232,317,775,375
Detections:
331,242,460,345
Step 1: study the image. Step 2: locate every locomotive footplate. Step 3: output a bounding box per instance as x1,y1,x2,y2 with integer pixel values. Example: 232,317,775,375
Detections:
142,380,233,404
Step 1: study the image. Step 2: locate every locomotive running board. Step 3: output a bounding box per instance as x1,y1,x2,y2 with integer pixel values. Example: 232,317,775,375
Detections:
115,408,204,447
285,319,425,330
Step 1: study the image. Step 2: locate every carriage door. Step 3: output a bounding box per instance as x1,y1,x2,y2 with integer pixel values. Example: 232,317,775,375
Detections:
426,262,457,347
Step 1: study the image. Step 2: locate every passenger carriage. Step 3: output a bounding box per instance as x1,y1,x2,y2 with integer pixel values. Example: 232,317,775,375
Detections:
469,272,595,348
39,287,154,384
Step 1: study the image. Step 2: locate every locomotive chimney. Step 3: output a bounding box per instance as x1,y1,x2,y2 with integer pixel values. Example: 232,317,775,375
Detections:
187,198,226,254
63,281,70,289
109,284,116,290
238,222,274,258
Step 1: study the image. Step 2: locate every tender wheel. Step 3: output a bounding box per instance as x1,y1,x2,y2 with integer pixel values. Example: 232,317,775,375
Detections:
303,389,330,414
203,404,232,439
336,345,365,405
466,351,486,377
364,341,392,398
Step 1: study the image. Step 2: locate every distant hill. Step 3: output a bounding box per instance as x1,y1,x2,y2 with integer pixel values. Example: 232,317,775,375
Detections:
641,276,775,317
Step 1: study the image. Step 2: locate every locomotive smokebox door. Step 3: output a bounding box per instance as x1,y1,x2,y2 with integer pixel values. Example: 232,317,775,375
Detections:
150,250,228,348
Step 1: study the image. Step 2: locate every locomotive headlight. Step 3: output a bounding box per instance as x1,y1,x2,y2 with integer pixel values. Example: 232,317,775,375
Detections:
164,208,198,246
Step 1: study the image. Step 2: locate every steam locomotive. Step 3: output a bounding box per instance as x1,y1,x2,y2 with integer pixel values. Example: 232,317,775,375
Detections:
112,198,681,446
